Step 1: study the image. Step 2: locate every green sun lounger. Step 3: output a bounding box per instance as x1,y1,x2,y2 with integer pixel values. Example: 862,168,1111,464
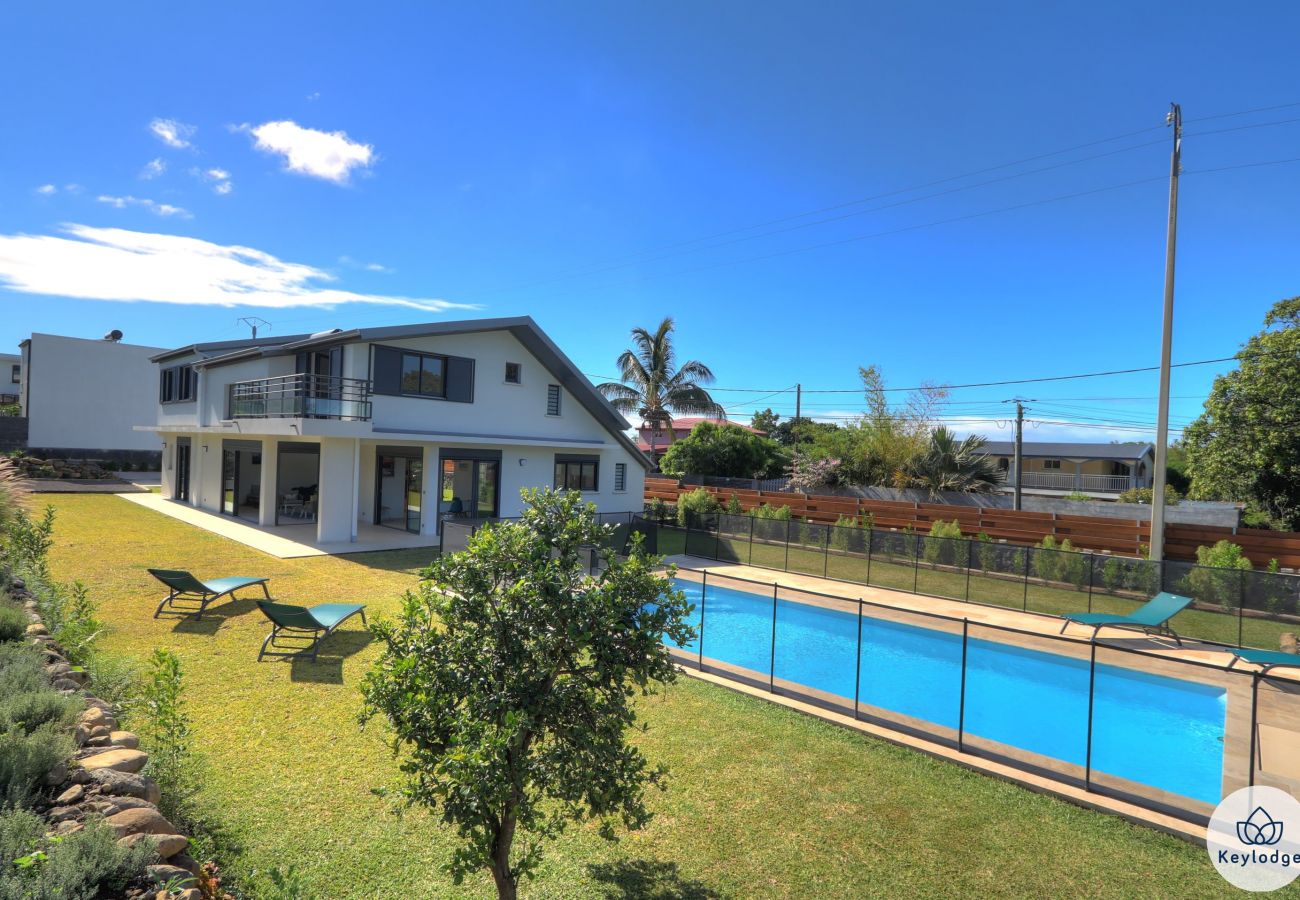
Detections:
1058,591,1193,644
255,600,367,662
1226,647,1300,674
148,568,271,619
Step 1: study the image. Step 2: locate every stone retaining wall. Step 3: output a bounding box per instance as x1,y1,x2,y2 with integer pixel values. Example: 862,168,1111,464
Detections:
8,577,206,898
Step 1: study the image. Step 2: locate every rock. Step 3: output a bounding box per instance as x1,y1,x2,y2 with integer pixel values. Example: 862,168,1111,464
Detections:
146,864,195,888
79,749,148,774
48,805,82,823
110,731,140,749
168,853,202,877
44,763,68,787
73,725,90,746
46,662,73,679
105,806,176,838
53,678,81,691
55,784,85,805
176,889,202,900
155,834,189,858
83,736,112,748
105,796,158,813
54,819,83,836
68,768,93,785
89,769,161,803
25,623,48,636
84,697,114,714
88,724,112,739
79,707,112,728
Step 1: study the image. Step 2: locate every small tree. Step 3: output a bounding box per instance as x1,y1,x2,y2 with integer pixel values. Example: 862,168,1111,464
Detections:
658,421,788,479
360,489,694,900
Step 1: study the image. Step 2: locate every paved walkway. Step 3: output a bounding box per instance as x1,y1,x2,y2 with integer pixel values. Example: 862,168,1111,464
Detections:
118,493,440,559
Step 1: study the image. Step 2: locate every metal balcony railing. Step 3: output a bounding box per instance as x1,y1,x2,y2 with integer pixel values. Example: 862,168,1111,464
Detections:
227,374,372,421
1014,471,1142,493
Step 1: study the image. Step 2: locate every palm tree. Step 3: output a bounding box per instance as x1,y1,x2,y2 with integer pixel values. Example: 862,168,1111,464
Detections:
596,318,724,462
906,427,1005,497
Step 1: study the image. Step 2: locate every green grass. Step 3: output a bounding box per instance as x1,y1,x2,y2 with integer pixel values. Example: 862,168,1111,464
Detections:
42,495,1241,898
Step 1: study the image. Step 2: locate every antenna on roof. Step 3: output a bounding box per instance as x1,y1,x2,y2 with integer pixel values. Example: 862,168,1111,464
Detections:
237,316,271,339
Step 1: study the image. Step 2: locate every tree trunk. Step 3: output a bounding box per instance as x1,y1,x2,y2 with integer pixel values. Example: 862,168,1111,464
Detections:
490,863,517,900
489,808,518,900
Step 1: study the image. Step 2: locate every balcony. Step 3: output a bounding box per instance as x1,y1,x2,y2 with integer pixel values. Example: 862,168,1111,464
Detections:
1013,471,1142,494
227,374,372,421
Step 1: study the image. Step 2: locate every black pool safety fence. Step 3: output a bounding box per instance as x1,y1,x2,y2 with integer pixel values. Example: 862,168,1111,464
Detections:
437,512,657,570
681,511,1300,654
668,565,1299,827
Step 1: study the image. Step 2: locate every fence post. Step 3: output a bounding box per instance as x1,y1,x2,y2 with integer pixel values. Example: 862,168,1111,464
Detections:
1086,553,1095,613
853,600,863,721
958,619,969,753
1085,641,1097,791
823,525,830,579
1239,569,1246,649
698,571,707,670
748,515,755,567
865,529,874,586
783,517,791,572
769,583,778,692
912,534,921,594
1022,547,1031,612
1249,672,1260,786
964,540,973,602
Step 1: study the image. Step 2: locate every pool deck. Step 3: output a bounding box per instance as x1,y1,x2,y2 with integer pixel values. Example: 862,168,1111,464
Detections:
662,555,1300,842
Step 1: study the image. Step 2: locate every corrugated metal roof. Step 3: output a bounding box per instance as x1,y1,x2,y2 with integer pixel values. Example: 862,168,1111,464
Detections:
980,440,1153,460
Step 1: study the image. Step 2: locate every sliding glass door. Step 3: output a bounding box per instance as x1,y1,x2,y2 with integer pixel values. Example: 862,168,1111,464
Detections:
437,453,500,528
376,448,423,533
221,440,262,522
173,438,190,502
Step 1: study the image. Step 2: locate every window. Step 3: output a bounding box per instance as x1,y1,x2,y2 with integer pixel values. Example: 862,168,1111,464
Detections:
400,352,446,398
546,384,562,416
159,364,194,403
1042,459,1061,470
614,462,627,492
9,364,18,384
505,362,522,384
554,455,598,492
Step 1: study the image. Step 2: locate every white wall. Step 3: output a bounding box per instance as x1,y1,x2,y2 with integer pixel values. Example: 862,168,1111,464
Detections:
24,334,166,452
0,353,19,397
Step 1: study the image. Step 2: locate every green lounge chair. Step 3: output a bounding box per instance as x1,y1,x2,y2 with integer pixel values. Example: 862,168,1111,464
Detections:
255,600,367,662
148,568,271,619
1059,591,1193,644
1226,647,1300,674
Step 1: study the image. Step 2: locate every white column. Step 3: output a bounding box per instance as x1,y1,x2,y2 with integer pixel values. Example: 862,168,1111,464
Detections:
316,438,358,543
421,445,440,536
258,439,278,527
350,438,360,542
191,439,206,509
160,439,173,498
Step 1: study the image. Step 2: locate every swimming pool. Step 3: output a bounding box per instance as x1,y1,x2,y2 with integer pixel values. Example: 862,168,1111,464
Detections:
666,576,1227,805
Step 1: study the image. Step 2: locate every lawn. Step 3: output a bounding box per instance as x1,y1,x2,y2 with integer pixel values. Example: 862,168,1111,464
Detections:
42,495,1240,898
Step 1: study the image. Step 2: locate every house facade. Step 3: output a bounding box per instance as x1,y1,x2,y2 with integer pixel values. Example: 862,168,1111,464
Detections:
140,317,650,545
0,353,19,405
17,333,167,461
981,440,1155,498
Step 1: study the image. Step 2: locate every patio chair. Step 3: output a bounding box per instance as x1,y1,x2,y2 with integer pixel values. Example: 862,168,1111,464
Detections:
148,568,272,619
254,599,367,662
1224,647,1300,674
1058,591,1193,644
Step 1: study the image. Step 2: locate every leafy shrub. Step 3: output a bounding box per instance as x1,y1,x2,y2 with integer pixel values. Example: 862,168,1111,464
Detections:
0,691,79,734
725,493,743,515
36,580,101,667
0,808,155,898
0,723,72,809
138,648,197,823
750,503,792,520
922,520,965,566
1117,485,1181,505
829,514,868,553
676,488,720,528
644,497,669,525
0,602,26,643
1062,491,1092,502
1032,536,1084,586
1180,540,1253,610
976,533,998,573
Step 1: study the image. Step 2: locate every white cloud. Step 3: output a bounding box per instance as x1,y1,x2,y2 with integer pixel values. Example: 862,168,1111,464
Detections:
0,224,478,312
306,91,321,101
365,262,391,273
339,255,393,274
63,184,83,194
206,168,229,180
213,181,233,195
245,120,374,183
140,158,166,179
96,195,192,218
192,167,233,195
35,184,57,195
149,118,195,149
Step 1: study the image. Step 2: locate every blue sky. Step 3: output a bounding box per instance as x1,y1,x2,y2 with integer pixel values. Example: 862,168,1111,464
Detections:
2,2,1298,442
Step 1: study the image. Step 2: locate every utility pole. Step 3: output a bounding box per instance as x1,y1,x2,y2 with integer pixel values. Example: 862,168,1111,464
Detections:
1012,400,1025,511
794,383,802,423
1150,102,1182,562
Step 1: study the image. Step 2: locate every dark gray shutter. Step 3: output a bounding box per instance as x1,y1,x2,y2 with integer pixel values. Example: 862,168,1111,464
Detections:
372,346,401,396
445,356,475,403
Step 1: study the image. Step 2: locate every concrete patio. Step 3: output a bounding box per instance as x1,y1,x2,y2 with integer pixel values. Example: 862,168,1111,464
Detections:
118,492,441,559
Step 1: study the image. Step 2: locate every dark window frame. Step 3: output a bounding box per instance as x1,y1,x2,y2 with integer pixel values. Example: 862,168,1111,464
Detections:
159,364,195,404
1042,459,1062,470
614,462,627,492
400,350,448,399
554,454,598,492
546,383,562,416
369,344,475,404
9,364,18,385
504,362,522,385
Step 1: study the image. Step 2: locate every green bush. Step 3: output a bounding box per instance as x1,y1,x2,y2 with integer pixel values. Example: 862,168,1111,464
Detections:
922,520,965,566
676,488,720,528
0,602,26,643
0,807,155,898
139,648,198,823
1062,491,1091,502
829,514,868,553
1032,536,1082,586
975,533,998,573
1117,485,1181,505
0,691,79,735
644,497,669,524
750,503,792,521
725,493,743,515
1180,540,1253,610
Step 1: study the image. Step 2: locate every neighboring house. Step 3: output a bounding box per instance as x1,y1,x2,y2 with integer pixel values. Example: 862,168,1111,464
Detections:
0,353,19,404
981,441,1155,497
635,417,761,462
17,333,167,462
140,316,650,546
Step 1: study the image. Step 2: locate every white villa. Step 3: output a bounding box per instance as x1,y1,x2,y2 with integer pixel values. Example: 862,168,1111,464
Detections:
139,317,649,548
981,440,1155,498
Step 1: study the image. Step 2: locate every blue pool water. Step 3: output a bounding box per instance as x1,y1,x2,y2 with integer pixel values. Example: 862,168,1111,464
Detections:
667,578,1227,804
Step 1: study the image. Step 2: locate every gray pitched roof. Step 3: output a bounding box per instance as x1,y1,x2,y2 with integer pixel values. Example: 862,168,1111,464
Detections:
153,317,652,469
980,440,1153,460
